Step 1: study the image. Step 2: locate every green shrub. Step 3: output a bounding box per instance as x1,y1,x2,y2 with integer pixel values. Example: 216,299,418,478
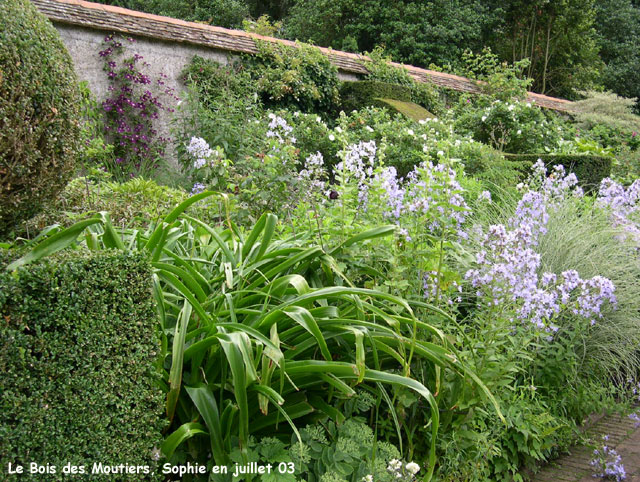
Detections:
362,46,444,114
457,144,528,196
0,251,164,480
340,80,412,113
570,91,640,183
244,40,341,115
178,56,265,167
502,153,612,190
453,98,567,153
0,0,82,237
23,172,220,234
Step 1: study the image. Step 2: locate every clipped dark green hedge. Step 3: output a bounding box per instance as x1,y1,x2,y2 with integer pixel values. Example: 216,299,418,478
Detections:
0,0,82,237
0,252,164,480
503,153,612,190
340,80,412,113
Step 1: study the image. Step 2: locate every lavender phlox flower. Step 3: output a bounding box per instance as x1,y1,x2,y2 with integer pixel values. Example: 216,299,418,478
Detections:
375,166,405,219
187,137,213,169
598,178,640,245
335,140,378,208
465,162,617,333
478,190,492,202
590,436,626,481
403,161,470,236
629,411,640,428
397,227,412,242
266,113,295,145
191,182,206,194
423,270,440,299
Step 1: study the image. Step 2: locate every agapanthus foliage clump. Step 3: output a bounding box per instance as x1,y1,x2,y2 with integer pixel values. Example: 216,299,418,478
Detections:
99,34,178,179
465,161,617,333
590,435,626,481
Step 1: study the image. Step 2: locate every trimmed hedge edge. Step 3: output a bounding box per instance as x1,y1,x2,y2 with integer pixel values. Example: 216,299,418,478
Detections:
0,250,164,481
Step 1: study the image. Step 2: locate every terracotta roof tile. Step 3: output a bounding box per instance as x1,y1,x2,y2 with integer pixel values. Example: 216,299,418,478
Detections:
32,0,572,111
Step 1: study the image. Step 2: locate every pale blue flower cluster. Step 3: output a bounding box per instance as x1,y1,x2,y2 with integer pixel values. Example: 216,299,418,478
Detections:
266,113,296,145
404,162,470,235
187,136,213,169
466,163,617,332
298,151,327,194
590,436,626,481
335,141,378,206
598,178,640,244
191,182,206,194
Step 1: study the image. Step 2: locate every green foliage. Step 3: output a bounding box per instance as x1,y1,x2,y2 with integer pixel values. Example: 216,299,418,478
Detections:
362,47,443,113
339,81,412,113
571,91,640,133
487,0,603,98
240,418,407,482
502,154,612,190
7,202,498,481
117,0,250,28
459,48,532,102
242,14,283,37
0,251,164,480
457,147,527,195
244,40,341,114
569,91,640,183
24,172,214,233
594,0,640,111
178,56,264,164
278,110,338,166
283,0,489,70
363,47,417,87
0,0,82,237
76,82,116,170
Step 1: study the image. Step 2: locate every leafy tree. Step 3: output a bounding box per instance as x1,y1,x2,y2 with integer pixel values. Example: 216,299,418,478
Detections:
93,0,250,28
284,0,493,68
594,0,640,110
0,0,82,235
485,0,603,98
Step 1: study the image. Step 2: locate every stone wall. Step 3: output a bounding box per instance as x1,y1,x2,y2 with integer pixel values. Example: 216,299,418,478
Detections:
53,22,359,165
56,22,358,104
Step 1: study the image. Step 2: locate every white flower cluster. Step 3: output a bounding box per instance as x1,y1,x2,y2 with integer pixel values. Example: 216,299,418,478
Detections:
385,459,421,480
187,137,213,169
266,113,296,145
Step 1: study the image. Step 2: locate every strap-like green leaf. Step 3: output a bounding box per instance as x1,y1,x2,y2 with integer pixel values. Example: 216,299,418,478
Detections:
185,384,228,466
161,422,208,459
167,301,192,423
6,217,102,271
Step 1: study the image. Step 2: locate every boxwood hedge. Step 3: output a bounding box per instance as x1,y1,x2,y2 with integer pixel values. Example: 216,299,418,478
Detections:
0,0,82,237
0,251,164,480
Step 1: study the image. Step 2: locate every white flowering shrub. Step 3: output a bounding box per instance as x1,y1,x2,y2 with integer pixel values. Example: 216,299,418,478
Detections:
454,98,569,153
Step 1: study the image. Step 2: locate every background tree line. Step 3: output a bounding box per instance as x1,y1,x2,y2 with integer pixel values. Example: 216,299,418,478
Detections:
93,0,640,104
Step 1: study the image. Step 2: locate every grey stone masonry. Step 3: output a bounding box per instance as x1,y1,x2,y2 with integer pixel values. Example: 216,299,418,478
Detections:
33,0,573,111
